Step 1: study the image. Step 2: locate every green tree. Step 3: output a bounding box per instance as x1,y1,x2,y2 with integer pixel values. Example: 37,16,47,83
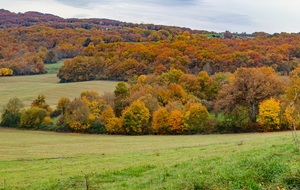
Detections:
160,69,184,84
114,82,129,117
1,97,24,128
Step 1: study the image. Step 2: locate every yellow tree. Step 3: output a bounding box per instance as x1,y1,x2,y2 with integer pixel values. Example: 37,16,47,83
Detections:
258,98,281,131
100,105,115,124
105,117,123,134
121,100,150,135
169,110,185,134
152,107,170,134
184,103,211,133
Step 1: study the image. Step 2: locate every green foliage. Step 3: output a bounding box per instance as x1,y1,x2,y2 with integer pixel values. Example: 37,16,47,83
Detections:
223,106,251,132
20,107,48,129
1,97,24,128
160,69,184,84
88,119,106,134
114,82,129,97
114,82,129,117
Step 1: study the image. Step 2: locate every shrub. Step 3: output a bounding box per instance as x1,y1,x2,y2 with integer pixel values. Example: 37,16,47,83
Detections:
20,107,48,129
1,97,24,128
88,119,106,134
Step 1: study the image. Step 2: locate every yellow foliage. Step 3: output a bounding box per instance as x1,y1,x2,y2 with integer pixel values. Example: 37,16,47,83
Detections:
105,117,122,134
169,110,185,134
258,98,281,131
0,68,13,76
121,100,150,135
100,105,115,124
184,103,210,133
152,107,170,134
137,75,147,84
43,116,53,125
69,121,91,131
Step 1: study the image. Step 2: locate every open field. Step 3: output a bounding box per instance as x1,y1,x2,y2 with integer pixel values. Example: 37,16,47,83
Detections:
44,59,66,74
0,74,118,109
0,128,299,189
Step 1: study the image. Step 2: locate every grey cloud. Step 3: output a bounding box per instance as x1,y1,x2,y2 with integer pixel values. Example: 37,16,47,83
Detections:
56,0,198,8
207,13,253,26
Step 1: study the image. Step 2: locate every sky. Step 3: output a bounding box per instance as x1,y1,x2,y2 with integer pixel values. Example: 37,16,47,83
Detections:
2,0,300,34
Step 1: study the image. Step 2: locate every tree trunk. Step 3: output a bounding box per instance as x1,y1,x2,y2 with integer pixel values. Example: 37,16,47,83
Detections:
250,101,257,123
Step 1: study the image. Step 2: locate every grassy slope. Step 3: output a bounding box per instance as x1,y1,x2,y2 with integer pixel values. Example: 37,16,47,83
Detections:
44,59,65,74
0,74,118,109
0,128,299,189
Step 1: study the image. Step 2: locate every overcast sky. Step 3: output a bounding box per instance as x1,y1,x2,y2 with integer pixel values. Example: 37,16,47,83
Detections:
2,0,300,34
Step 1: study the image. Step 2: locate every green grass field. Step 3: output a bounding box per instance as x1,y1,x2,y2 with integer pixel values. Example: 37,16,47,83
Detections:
0,74,118,109
44,59,66,74
0,128,299,189
0,59,118,109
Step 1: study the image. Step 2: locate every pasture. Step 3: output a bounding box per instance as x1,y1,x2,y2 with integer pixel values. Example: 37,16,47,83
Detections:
0,128,299,189
0,74,118,109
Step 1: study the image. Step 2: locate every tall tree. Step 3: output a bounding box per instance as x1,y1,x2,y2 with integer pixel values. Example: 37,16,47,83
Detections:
215,67,285,123
121,100,150,135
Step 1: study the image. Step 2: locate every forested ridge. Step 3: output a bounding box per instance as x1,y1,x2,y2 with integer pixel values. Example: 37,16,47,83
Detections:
0,10,299,79
1,10,300,135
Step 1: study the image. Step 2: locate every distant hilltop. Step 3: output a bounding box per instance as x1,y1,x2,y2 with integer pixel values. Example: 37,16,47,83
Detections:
0,9,217,34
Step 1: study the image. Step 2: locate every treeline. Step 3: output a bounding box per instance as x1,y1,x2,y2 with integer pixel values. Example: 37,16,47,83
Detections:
2,67,300,134
0,9,205,32
57,33,300,82
1,12,300,78
0,25,211,75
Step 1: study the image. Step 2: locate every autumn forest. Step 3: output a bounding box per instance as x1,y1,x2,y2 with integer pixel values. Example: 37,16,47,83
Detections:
1,9,300,135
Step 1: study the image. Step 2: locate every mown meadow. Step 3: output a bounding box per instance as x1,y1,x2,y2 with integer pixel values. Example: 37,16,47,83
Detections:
0,61,118,109
0,128,299,189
